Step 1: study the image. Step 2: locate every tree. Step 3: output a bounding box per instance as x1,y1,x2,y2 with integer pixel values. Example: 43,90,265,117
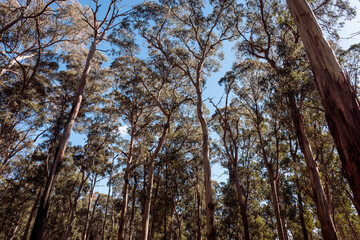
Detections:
133,1,238,237
286,0,360,210
30,1,127,238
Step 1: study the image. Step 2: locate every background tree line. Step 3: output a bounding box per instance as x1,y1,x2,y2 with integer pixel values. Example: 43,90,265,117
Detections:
0,0,359,239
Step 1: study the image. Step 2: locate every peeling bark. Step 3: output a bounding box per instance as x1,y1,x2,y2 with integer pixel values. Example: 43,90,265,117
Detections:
286,0,360,208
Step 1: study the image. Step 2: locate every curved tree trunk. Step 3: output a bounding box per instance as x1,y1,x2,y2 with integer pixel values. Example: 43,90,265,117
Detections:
286,0,360,209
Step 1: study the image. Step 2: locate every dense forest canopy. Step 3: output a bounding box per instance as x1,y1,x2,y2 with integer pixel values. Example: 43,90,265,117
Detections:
0,0,360,239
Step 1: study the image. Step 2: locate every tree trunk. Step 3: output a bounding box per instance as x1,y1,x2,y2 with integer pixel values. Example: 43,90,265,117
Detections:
64,169,89,240
268,171,288,240
22,188,42,240
195,162,202,240
128,176,137,240
257,126,288,240
286,0,360,208
295,177,309,240
233,165,251,240
118,166,131,240
141,120,170,240
102,157,115,240
85,195,101,240
119,130,136,240
30,37,100,240
83,174,98,240
288,93,338,240
195,81,217,240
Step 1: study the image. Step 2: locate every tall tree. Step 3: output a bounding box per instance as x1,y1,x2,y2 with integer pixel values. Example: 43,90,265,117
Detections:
286,0,360,208
30,1,127,239
133,1,238,237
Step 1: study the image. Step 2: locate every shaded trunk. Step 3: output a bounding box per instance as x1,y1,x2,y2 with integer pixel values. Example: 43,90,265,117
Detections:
83,174,98,240
119,130,135,240
128,176,137,240
102,158,115,240
30,37,100,240
268,170,288,240
288,93,338,240
295,178,309,240
85,195,101,240
64,169,89,240
286,0,360,208
233,165,251,240
141,120,170,240
195,163,202,240
22,188,42,240
118,168,131,240
257,126,287,240
195,81,217,240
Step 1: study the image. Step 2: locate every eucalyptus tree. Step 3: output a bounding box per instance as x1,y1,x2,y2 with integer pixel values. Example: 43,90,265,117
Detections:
232,0,358,238
0,0,89,172
133,1,239,237
227,60,290,240
110,55,156,240
285,0,360,209
29,1,130,238
211,77,256,240
0,0,66,37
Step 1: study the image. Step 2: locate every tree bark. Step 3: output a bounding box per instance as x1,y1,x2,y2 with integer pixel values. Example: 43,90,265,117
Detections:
286,0,360,208
288,93,338,240
195,80,217,240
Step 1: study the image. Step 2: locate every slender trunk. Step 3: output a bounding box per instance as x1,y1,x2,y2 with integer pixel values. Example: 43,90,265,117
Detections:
22,188,42,240
286,0,360,208
233,165,251,240
85,195,101,240
288,93,338,240
167,192,176,240
339,197,360,240
30,37,100,240
119,130,135,240
195,81,216,240
141,120,170,240
195,164,202,240
83,174,98,240
268,170,288,240
64,169,89,240
257,126,287,240
295,179,309,240
102,158,115,240
118,168,131,240
149,173,161,240
128,176,137,240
